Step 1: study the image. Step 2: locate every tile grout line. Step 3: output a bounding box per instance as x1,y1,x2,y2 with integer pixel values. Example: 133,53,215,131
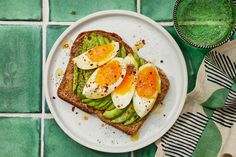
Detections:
0,21,42,25
47,22,75,25
131,151,134,157
41,0,49,157
137,0,141,13
0,113,53,118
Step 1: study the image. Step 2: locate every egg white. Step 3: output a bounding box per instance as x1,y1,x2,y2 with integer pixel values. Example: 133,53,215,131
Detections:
82,57,127,99
133,63,161,118
73,42,119,70
111,54,137,109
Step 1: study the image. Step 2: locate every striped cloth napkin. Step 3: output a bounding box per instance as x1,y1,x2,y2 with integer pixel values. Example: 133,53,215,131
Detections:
155,40,236,157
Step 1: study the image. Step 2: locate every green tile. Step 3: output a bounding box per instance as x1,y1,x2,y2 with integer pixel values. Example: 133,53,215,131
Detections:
0,0,42,21
164,26,209,92
44,119,130,157
141,0,176,21
46,25,68,58
0,118,40,157
49,0,136,22
46,25,68,113
134,143,157,157
233,32,236,40
45,102,51,113
0,25,42,112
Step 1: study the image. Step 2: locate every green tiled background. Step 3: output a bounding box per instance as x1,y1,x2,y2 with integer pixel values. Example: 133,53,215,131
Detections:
44,119,130,157
0,118,40,157
0,0,42,21
49,0,136,22
141,0,176,21
0,25,42,113
0,0,235,157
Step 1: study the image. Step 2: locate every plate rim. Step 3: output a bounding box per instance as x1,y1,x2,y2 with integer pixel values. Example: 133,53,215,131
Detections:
44,10,188,153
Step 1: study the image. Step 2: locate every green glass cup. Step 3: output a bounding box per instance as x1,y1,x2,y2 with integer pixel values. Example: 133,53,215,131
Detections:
174,0,236,48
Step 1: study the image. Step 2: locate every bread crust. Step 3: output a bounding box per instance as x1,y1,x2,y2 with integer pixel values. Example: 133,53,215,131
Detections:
57,30,170,135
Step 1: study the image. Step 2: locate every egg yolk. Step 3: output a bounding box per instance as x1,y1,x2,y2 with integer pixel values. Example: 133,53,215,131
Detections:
136,66,159,98
95,60,122,86
86,43,114,62
113,65,135,95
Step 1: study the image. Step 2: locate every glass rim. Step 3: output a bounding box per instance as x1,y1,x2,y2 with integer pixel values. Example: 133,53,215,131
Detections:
173,0,236,49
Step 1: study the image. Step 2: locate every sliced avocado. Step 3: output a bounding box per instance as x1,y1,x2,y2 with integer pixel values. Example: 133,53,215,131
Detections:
97,35,106,45
124,113,140,125
103,107,126,119
85,96,110,106
83,69,94,82
94,37,99,47
77,69,94,97
117,48,121,57
133,52,140,67
72,65,79,94
77,70,85,97
93,98,111,110
81,36,90,54
139,58,146,66
99,100,113,110
111,104,135,123
87,101,100,107
106,103,116,111
103,37,110,44
81,98,93,103
87,36,93,50
90,33,99,47
120,45,126,58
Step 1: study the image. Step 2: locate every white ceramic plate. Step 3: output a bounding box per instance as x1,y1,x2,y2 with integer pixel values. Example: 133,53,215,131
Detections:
44,10,187,153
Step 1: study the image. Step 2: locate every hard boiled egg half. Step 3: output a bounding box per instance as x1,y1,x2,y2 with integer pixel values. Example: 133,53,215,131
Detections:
133,63,161,118
111,54,137,109
83,57,126,99
73,42,119,70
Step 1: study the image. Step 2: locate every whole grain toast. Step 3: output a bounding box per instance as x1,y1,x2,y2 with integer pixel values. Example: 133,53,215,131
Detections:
57,30,170,135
